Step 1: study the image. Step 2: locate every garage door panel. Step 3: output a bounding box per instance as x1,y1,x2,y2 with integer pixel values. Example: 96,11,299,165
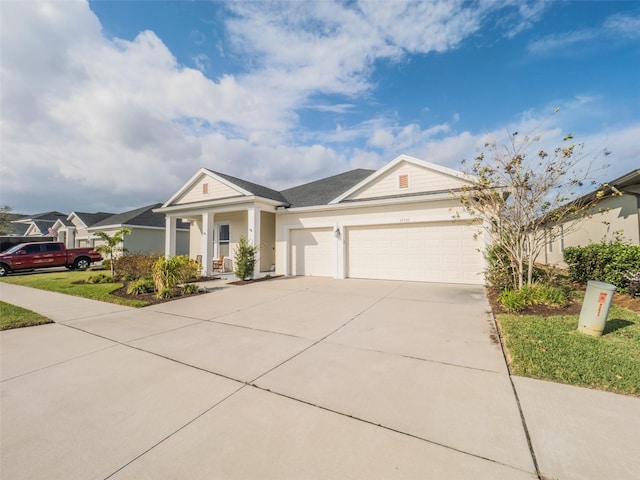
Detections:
347,222,483,285
290,228,335,277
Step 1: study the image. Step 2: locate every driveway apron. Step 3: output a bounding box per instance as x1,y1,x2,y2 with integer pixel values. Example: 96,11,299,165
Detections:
2,277,538,479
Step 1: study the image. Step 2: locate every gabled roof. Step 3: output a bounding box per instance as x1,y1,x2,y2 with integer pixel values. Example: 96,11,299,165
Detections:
281,169,375,208
12,211,68,224
69,211,115,228
330,154,475,204
206,169,289,204
89,204,189,230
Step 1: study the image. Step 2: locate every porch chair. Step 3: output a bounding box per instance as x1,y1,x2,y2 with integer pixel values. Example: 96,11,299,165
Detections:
212,255,225,273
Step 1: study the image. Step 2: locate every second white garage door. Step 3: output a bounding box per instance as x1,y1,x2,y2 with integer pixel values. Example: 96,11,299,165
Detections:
290,228,335,277
346,222,483,284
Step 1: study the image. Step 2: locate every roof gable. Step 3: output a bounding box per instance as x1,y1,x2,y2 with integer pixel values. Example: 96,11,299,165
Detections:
89,204,189,230
332,154,474,204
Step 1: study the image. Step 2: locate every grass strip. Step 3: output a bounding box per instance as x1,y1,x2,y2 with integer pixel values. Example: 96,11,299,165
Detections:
0,270,147,307
0,301,53,330
497,305,640,396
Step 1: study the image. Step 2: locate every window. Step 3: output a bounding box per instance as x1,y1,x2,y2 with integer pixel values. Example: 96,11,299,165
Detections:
24,244,41,254
202,183,209,194
399,174,409,189
218,224,230,257
44,243,62,252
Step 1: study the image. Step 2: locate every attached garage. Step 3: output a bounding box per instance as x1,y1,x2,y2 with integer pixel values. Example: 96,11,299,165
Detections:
346,221,484,284
289,228,336,277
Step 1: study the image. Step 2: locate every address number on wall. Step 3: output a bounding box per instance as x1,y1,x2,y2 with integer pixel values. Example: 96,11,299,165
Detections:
399,218,410,223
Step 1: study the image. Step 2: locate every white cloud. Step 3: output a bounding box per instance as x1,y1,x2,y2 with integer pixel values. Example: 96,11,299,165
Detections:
1,0,633,215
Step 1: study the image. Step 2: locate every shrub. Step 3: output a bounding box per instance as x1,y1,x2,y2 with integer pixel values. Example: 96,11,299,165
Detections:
152,255,201,297
564,241,640,290
499,283,568,313
485,244,515,290
234,235,258,281
181,283,201,295
114,252,159,281
157,288,175,299
126,277,155,295
87,273,113,284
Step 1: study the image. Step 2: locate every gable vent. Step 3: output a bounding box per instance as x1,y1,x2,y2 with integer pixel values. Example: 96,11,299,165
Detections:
202,183,209,194
399,174,409,189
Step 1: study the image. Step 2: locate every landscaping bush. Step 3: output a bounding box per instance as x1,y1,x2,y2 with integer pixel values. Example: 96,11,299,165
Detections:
126,277,155,295
234,235,258,281
499,283,569,313
181,283,201,295
485,244,514,290
87,273,113,284
114,252,159,281
152,255,200,297
564,241,640,290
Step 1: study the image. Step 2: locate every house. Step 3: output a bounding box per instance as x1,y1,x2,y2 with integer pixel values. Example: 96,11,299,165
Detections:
10,211,68,237
87,203,190,257
52,212,115,248
543,168,640,265
156,154,486,284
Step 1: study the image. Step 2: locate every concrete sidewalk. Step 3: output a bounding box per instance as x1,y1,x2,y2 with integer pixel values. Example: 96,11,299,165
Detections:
1,278,638,480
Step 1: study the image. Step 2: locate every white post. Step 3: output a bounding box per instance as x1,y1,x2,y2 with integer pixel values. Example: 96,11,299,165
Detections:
247,206,261,277
201,212,214,276
165,216,177,257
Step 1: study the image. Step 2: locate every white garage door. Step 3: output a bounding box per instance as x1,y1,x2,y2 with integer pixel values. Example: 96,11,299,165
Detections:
347,222,483,284
290,228,335,277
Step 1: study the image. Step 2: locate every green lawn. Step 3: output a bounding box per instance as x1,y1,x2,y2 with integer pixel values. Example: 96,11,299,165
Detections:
497,305,640,396
0,270,147,307
0,301,52,330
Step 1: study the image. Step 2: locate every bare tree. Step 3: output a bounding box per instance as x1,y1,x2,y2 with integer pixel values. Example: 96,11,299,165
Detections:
456,123,611,289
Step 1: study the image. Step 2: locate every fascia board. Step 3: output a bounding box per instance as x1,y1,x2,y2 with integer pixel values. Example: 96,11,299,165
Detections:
282,191,458,214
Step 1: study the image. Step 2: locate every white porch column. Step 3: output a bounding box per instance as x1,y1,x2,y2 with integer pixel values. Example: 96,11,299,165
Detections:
247,206,261,277
201,212,214,276
165,216,177,257
66,227,76,248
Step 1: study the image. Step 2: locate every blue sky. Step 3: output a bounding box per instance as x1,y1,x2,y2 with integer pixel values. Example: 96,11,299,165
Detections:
1,0,639,214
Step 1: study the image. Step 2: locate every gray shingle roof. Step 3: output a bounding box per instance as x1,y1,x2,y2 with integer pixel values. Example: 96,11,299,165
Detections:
280,169,375,207
205,169,289,204
72,212,115,227
91,204,189,230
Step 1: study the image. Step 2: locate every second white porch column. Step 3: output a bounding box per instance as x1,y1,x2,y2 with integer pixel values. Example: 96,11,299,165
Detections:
247,206,261,277
165,216,177,257
201,212,214,276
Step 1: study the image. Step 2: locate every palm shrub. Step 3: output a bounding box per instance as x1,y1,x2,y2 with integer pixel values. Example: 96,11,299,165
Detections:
152,255,200,297
93,228,131,277
234,235,258,280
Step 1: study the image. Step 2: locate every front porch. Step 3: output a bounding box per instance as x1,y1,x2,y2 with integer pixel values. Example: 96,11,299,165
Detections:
163,204,277,278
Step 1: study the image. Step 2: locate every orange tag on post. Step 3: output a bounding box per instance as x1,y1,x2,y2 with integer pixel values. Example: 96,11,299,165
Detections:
598,293,607,304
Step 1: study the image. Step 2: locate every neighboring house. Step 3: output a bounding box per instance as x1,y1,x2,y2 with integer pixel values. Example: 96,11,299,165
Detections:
543,168,640,265
11,211,68,237
88,203,190,257
52,212,115,248
157,154,486,284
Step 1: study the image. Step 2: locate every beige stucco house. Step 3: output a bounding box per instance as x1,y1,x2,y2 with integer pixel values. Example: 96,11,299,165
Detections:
157,154,487,285
543,168,640,265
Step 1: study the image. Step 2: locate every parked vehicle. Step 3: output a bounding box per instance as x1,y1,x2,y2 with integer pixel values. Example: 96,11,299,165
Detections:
0,242,102,276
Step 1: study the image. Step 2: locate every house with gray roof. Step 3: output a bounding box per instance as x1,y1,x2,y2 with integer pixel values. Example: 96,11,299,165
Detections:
156,154,486,284
87,204,190,256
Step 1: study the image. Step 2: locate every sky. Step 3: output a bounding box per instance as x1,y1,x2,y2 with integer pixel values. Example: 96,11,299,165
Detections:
1,0,639,215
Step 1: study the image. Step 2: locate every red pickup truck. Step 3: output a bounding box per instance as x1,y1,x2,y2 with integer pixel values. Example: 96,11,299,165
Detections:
0,242,103,277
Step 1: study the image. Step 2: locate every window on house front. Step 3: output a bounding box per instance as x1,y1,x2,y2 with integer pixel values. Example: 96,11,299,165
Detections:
399,174,409,189
219,224,230,257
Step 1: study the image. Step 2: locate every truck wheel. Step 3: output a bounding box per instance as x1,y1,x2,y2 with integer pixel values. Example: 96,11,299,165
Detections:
74,258,90,270
0,263,9,277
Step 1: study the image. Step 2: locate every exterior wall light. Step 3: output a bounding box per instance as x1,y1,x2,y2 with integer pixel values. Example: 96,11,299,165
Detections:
335,227,341,238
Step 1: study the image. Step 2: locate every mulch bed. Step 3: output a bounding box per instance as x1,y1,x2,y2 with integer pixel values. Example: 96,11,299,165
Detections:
228,275,282,286
487,285,640,317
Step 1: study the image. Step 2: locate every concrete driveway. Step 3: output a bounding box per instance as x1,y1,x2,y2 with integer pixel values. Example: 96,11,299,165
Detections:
1,277,638,479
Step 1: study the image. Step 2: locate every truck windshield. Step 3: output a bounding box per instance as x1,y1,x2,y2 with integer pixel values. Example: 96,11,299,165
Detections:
2,244,26,254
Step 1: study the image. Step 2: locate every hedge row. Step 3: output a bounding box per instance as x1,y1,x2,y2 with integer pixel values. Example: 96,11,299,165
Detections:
564,241,640,290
